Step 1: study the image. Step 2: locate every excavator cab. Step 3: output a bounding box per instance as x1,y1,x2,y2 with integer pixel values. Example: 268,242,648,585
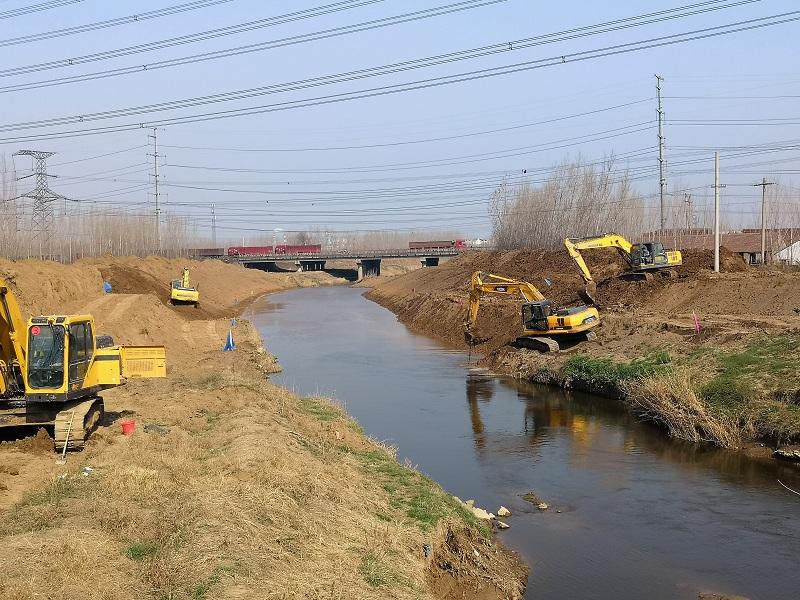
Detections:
522,301,555,332
630,242,669,268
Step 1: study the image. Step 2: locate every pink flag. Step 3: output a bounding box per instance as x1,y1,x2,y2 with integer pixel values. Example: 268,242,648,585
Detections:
692,312,701,334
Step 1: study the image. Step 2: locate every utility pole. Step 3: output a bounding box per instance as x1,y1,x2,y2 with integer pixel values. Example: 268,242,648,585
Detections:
656,74,667,231
13,150,63,259
753,177,775,265
211,203,217,247
147,128,161,252
713,152,723,273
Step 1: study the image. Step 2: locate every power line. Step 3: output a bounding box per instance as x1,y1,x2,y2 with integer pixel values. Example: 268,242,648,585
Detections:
0,0,490,82
0,0,82,21
49,144,147,166
162,99,652,153
0,0,762,97
0,0,235,48
0,8,796,144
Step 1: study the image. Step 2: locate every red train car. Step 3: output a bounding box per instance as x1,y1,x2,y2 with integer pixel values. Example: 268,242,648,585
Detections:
273,244,322,255
408,240,466,250
227,246,273,256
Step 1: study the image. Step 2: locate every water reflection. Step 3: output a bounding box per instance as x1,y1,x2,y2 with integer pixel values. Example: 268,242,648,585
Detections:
254,287,800,600
467,373,800,495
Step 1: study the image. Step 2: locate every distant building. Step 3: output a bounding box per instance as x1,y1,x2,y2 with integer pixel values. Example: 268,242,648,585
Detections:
775,240,800,265
655,229,800,264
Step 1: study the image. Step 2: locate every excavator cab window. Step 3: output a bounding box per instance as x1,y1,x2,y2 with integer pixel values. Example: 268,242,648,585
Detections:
68,321,93,385
28,324,65,389
522,301,553,332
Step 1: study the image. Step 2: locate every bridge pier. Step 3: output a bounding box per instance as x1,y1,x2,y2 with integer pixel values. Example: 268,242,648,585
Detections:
296,260,327,272
420,256,440,267
356,258,381,279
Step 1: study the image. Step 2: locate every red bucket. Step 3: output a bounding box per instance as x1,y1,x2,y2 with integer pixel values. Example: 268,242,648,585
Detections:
121,419,136,436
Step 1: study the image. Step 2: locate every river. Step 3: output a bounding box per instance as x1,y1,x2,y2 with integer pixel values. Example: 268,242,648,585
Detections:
249,285,800,600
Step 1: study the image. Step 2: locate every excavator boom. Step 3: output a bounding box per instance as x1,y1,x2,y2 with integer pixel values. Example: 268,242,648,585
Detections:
0,279,28,397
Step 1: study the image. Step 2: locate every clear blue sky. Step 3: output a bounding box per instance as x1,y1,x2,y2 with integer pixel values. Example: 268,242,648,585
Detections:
3,0,799,242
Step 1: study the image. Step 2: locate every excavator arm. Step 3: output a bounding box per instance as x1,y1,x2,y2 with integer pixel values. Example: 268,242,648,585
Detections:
563,233,637,303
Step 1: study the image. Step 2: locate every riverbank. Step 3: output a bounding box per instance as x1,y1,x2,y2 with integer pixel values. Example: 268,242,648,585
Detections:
0,257,526,600
366,250,800,456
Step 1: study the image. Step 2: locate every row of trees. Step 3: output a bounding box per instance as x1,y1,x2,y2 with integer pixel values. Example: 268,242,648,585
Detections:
489,157,800,253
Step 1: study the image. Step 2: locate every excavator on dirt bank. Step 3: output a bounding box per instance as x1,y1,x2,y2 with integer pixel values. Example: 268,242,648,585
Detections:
465,271,600,352
563,233,683,303
0,278,166,450
170,267,200,307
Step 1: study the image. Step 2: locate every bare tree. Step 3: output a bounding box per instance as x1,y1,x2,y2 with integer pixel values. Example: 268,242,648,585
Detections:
490,156,645,249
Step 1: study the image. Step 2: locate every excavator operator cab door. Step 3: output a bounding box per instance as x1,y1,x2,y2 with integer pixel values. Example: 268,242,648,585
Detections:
522,301,554,332
67,320,94,389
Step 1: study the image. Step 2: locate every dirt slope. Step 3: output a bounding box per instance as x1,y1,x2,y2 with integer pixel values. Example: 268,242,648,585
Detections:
367,248,799,356
0,256,525,600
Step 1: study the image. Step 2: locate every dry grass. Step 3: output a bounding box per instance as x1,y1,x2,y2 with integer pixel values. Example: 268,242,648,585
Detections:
0,364,520,600
623,370,748,448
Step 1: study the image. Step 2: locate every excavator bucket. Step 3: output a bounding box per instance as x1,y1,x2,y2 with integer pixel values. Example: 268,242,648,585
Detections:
579,281,597,305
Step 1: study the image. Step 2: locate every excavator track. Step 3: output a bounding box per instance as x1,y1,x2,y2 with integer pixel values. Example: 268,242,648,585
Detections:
516,336,560,353
54,397,104,451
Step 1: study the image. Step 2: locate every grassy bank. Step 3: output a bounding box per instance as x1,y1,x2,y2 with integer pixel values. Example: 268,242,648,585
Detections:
538,334,800,449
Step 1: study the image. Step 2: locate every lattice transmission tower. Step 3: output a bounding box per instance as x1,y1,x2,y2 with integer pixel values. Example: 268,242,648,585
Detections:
14,150,63,256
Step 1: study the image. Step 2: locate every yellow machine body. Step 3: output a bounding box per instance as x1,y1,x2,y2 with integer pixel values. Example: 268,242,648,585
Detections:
25,314,166,402
466,271,600,351
564,233,683,284
170,267,200,305
563,233,683,302
1,276,167,449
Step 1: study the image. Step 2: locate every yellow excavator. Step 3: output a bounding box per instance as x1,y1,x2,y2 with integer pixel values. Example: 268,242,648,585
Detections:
170,267,200,307
1,279,166,450
563,233,683,303
465,271,600,352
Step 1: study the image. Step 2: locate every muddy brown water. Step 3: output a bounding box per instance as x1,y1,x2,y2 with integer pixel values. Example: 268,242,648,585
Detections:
250,286,800,600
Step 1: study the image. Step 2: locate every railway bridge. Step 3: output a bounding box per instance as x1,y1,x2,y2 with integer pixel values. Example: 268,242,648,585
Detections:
225,248,459,278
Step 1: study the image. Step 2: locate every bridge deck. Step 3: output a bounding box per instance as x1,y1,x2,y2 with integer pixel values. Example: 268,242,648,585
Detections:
225,248,460,262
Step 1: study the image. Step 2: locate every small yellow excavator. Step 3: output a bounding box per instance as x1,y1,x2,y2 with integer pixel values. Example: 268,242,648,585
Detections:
563,233,683,303
465,271,600,352
1,278,166,450
170,267,200,307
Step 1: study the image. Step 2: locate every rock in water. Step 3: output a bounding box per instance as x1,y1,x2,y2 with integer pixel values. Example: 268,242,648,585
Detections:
497,521,510,530
537,502,549,511
471,506,495,520
497,506,511,517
